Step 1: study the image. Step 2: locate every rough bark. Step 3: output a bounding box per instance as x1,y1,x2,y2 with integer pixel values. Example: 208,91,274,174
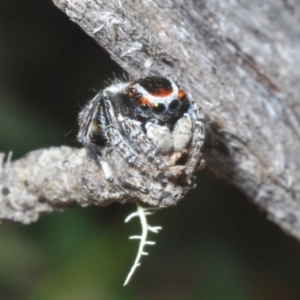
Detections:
0,147,109,224
1,0,300,240
50,0,300,239
0,145,192,224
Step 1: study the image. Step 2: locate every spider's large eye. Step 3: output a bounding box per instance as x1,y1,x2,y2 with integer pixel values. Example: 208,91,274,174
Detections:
140,104,150,111
168,99,179,110
152,103,166,115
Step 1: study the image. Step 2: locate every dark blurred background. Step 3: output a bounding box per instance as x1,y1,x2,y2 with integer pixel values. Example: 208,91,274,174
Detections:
1,1,300,299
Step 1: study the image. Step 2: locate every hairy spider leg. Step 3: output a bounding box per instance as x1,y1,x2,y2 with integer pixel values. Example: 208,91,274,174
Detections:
185,101,205,175
77,93,103,161
100,93,152,173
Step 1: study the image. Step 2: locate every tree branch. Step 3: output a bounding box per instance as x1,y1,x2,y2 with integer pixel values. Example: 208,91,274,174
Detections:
2,0,300,242
48,0,300,239
0,145,192,223
0,147,106,224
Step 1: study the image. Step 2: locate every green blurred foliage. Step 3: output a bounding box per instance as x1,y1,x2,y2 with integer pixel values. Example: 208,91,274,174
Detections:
1,1,300,299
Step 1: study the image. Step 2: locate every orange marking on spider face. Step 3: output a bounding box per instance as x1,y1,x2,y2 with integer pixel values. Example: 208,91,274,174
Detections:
178,89,187,101
150,87,173,97
138,96,152,107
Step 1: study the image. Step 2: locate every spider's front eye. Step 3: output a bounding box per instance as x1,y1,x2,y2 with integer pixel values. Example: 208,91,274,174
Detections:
168,99,179,110
140,104,150,111
152,103,166,115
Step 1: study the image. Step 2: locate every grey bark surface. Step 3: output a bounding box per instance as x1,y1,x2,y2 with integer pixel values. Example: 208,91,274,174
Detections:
50,0,300,239
1,0,300,240
0,144,191,223
0,148,109,224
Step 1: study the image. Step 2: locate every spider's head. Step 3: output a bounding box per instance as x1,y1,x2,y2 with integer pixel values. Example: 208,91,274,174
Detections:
125,75,189,121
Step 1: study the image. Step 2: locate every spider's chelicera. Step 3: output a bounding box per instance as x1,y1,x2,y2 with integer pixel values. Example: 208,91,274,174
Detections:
77,75,205,181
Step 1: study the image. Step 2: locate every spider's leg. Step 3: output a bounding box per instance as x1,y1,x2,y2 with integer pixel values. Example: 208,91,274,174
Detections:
77,93,103,160
185,101,205,175
119,116,170,170
77,92,114,180
101,95,152,173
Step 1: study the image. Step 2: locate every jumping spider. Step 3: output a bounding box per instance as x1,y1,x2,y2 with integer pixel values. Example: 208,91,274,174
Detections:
77,75,205,182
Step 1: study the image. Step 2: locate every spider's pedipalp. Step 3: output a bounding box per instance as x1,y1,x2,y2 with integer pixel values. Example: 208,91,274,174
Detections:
145,122,173,155
172,113,192,152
